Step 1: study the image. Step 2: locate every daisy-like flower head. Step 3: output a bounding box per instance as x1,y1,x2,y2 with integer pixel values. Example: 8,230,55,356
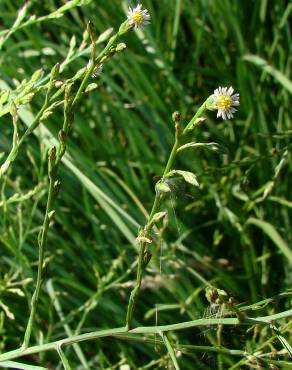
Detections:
212,86,240,120
127,4,150,29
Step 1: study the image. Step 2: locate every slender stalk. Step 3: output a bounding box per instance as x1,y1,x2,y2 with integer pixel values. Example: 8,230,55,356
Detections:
126,101,222,328
148,193,161,221
126,120,181,329
217,324,223,370
22,84,74,349
72,33,120,106
162,138,180,176
125,104,212,327
22,172,55,348
125,241,147,328
125,96,223,328
0,310,291,362
114,334,245,357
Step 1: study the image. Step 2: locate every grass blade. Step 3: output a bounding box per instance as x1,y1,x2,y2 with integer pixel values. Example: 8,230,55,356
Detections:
160,332,180,370
0,361,48,370
246,217,292,264
243,54,292,94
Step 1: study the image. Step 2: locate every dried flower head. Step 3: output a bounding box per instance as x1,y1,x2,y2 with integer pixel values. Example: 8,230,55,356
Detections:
86,61,103,78
127,4,150,29
212,86,240,120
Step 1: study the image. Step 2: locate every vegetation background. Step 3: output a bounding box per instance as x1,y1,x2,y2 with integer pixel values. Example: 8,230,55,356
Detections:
0,0,291,369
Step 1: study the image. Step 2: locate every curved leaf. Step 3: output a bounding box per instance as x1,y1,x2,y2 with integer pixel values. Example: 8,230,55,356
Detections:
246,217,292,264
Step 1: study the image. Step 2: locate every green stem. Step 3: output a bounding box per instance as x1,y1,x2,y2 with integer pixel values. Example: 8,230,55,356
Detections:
72,33,120,106
126,134,180,328
217,324,223,370
22,86,74,348
22,174,55,348
148,194,161,221
1,310,291,362
125,97,213,327
11,28,124,348
162,138,180,176
125,241,147,328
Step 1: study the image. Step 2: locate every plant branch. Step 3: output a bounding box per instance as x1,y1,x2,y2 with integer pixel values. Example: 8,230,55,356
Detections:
0,309,290,362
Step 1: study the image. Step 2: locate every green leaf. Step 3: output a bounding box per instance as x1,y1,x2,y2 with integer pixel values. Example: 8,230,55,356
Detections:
56,346,72,370
184,116,206,131
96,27,114,43
12,2,30,28
269,196,292,208
151,211,167,223
0,90,10,106
156,181,171,193
271,324,292,358
30,68,44,83
178,142,228,154
0,361,48,370
168,170,199,187
246,218,292,264
160,332,180,370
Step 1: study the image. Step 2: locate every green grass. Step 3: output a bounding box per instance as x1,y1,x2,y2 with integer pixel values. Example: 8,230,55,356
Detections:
0,0,292,369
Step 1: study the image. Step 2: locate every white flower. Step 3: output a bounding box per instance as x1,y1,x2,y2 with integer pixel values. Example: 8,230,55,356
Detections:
119,365,131,370
127,4,150,29
212,86,240,120
86,61,103,78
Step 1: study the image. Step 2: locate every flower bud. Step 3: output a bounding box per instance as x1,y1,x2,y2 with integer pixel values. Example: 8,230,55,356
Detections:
172,111,181,123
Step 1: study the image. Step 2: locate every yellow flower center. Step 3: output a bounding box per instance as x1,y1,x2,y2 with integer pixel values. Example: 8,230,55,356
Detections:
216,95,232,110
131,11,144,24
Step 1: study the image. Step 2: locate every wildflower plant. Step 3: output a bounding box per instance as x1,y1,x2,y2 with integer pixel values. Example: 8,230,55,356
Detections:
0,2,292,369
125,84,241,328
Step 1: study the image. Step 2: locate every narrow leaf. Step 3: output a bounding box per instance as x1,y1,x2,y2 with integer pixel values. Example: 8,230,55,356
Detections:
243,55,292,94
168,170,199,187
178,142,228,154
160,332,180,370
246,218,292,264
0,361,48,370
151,211,167,223
271,324,292,358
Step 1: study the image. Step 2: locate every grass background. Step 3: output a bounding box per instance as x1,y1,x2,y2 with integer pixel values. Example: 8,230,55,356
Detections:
0,0,291,368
